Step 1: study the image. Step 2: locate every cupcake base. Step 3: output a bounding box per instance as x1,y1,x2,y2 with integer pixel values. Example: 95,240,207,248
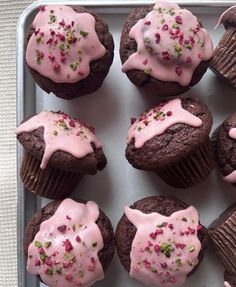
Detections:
20,150,81,199
210,27,236,89
156,138,214,188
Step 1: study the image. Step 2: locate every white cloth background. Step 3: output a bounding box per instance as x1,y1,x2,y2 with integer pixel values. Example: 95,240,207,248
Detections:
0,0,226,286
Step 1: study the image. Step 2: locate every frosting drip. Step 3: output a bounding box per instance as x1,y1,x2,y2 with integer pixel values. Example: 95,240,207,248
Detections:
15,111,102,169
26,5,106,83
122,2,213,86
127,98,202,148
27,199,104,287
223,128,236,183
125,206,201,287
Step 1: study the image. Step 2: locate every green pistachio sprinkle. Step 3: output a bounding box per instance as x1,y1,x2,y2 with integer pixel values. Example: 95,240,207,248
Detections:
34,241,42,248
168,8,175,15
176,259,182,267
174,44,182,57
44,242,52,248
144,68,152,75
182,217,187,222
72,224,76,231
151,267,157,273
138,127,142,131
70,62,78,71
160,243,174,258
92,242,97,248
36,36,42,43
161,19,165,24
144,37,151,45
186,44,192,50
55,268,62,274
79,271,84,278
40,254,47,261
80,30,89,37
172,23,179,29
46,267,53,275
53,130,58,136
188,245,195,252
59,43,65,51
147,47,153,54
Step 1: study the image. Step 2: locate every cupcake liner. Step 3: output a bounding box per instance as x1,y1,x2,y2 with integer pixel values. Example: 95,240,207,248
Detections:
210,27,236,88
156,138,214,188
20,150,82,199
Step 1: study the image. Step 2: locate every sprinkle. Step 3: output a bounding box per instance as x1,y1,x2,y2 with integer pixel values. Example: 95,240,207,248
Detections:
154,244,161,252
71,21,75,27
64,239,73,252
155,33,161,44
144,261,151,269
92,242,97,248
175,16,182,24
34,241,42,248
162,51,170,61
162,24,169,31
59,20,65,27
167,111,172,117
45,267,53,275
50,29,55,36
58,33,65,41
188,245,195,252
52,62,61,72
80,30,89,37
57,225,67,233
39,6,46,12
188,227,195,234
34,28,40,36
78,71,84,76
144,68,152,75
55,268,62,274
46,38,53,45
70,62,78,71
157,222,167,228
186,57,192,64
44,242,52,249
182,217,187,222
175,243,186,249
149,232,157,240
35,259,41,266
197,225,203,231
168,223,174,229
160,262,167,269
143,58,148,65
75,279,81,286
65,273,73,281
175,67,182,76
88,264,95,272
176,258,182,266
172,23,179,29
69,120,75,127
144,20,151,25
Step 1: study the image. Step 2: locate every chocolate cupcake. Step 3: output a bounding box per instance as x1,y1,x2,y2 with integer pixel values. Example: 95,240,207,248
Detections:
209,204,236,286
210,5,236,89
16,111,107,199
24,198,115,286
212,113,236,185
25,5,114,99
115,196,208,286
120,2,213,98
126,98,214,188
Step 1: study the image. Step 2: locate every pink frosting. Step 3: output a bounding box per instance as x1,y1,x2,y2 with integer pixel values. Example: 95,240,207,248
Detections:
15,111,102,169
27,199,104,287
223,128,236,183
26,5,106,83
224,282,232,287
125,206,202,287
122,2,213,86
128,98,202,148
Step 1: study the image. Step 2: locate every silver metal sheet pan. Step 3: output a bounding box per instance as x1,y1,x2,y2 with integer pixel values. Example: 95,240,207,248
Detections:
17,1,236,286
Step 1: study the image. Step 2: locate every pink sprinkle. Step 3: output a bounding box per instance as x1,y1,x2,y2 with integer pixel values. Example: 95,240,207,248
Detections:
144,20,151,25
64,239,73,252
39,32,44,37
149,232,157,240
167,111,172,117
148,241,153,247
168,223,174,229
91,257,95,264
175,67,182,76
175,243,186,249
54,39,58,45
197,225,203,231
63,261,72,268
35,259,41,266
154,244,161,252
162,24,169,31
145,261,151,269
156,229,163,235
88,265,95,272
66,215,71,220
65,24,71,29
34,28,40,35
175,16,182,24
188,227,195,234
185,231,190,235
69,120,75,127
46,38,53,45
75,279,81,286
45,259,53,266
38,248,44,254
59,20,65,27
162,51,170,61
50,29,55,36
161,263,167,269
180,231,184,236
58,33,65,41
52,62,61,72
155,32,161,44
39,6,46,12
143,58,148,65
130,118,137,124
60,51,66,57
57,225,66,233
78,71,84,76
65,273,73,281
186,57,192,64
76,235,81,243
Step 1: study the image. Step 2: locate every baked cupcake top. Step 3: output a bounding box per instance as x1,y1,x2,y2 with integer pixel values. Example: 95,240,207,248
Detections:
128,98,202,149
27,198,104,287
26,5,106,83
124,204,201,286
122,2,213,86
213,113,236,183
15,111,102,170
217,5,236,29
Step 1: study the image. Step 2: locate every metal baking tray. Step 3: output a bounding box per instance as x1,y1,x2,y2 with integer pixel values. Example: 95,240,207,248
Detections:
17,0,236,286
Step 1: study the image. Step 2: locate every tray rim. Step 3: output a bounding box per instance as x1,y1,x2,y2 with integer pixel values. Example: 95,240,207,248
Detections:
16,1,236,286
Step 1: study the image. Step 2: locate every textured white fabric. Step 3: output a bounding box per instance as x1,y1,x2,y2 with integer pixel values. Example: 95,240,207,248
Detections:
0,1,33,286
0,0,222,286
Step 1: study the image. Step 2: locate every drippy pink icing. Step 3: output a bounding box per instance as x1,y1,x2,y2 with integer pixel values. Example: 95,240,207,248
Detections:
26,5,106,83
27,199,104,287
125,206,201,287
122,2,213,86
224,282,232,287
223,128,236,183
128,98,202,148
15,111,102,169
